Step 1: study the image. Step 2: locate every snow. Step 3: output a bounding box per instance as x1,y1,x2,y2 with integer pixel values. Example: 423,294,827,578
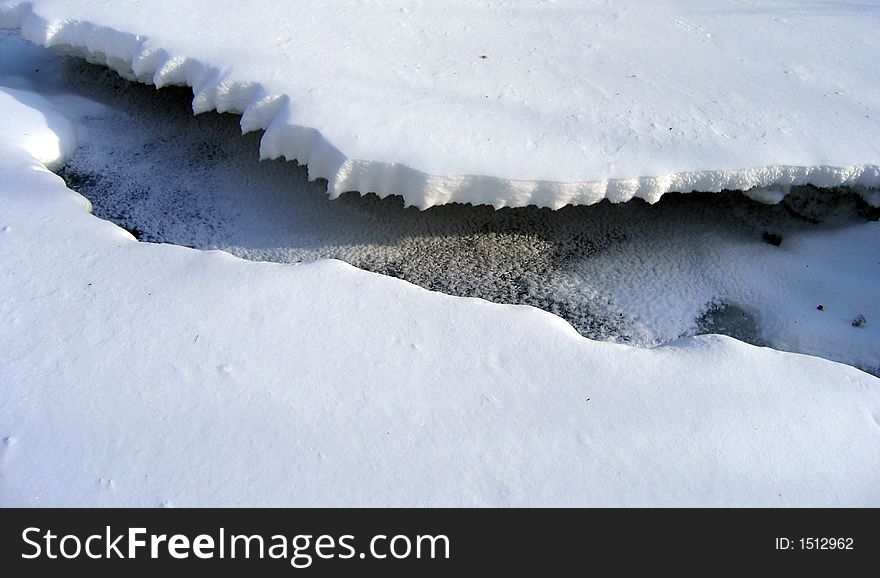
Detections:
0,86,75,166
21,26,875,376
1,3,879,508
1,40,880,506
2,0,878,208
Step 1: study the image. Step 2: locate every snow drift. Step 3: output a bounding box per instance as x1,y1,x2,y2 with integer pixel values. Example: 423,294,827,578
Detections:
1,0,878,208
2,60,880,505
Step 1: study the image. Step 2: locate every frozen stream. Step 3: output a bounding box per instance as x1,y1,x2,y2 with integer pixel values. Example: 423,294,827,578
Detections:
3,31,877,371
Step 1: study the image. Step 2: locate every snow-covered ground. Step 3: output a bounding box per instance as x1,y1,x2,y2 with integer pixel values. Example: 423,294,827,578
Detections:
1,4,879,507
11,31,874,374
1,0,878,208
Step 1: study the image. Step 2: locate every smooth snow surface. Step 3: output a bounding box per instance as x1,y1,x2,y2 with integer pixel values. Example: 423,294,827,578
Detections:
1,44,880,506
0,86,74,166
1,0,879,208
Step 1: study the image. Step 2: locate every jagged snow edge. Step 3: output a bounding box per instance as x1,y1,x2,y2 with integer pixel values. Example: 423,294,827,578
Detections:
3,2,878,210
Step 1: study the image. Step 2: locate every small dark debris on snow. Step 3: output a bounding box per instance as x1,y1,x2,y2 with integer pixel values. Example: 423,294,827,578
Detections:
852,315,867,328
762,231,783,246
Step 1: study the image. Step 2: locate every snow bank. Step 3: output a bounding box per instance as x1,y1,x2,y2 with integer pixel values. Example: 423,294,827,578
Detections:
1,0,878,208
1,83,880,506
0,86,75,167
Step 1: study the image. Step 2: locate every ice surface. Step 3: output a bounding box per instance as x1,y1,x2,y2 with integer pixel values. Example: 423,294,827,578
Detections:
2,0,878,208
2,47,880,506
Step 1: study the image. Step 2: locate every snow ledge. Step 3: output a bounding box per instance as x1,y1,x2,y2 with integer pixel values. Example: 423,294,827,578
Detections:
2,2,878,210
